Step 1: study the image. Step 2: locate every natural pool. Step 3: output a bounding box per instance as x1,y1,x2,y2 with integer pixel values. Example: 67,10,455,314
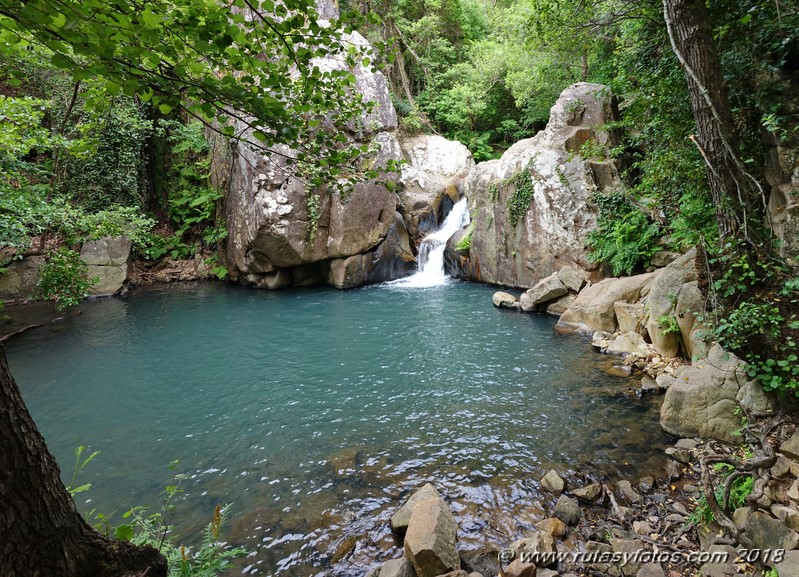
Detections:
7,280,669,575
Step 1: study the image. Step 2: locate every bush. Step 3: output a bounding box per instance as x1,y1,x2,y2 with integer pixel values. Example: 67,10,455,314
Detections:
37,247,97,310
710,252,799,396
587,190,661,276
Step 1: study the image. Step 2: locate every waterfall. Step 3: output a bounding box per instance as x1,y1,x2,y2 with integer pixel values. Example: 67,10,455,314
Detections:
391,197,470,288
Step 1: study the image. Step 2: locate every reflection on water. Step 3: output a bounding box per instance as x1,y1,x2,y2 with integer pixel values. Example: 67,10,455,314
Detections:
6,281,668,575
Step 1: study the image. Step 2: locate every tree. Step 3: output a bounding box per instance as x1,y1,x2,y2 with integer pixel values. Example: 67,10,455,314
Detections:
661,0,767,248
0,344,168,576
0,0,375,189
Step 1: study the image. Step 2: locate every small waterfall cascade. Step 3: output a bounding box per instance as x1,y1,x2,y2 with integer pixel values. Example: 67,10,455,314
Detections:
393,197,470,288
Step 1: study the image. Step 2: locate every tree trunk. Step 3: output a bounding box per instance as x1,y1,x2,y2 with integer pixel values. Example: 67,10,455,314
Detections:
0,344,167,577
662,0,767,247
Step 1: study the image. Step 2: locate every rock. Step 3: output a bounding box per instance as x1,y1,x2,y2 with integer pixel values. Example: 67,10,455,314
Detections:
733,506,751,529
540,469,565,494
536,570,557,577
775,549,799,577
640,376,658,392
493,291,520,309
636,563,666,577
638,476,655,493
664,447,694,464
660,344,775,443
545,294,575,316
675,280,710,360
326,212,416,288
403,498,460,577
80,236,132,296
632,520,653,535
771,455,795,477
379,557,415,577
525,273,568,306
502,559,537,577
771,504,799,532
557,265,586,292
571,483,601,502
592,330,612,348
557,273,658,334
744,510,799,551
437,572,470,577
669,502,689,516
614,301,645,334
460,547,500,577
698,544,737,577
391,483,441,534
609,538,644,576
780,430,799,459
519,291,534,312
398,134,474,241
645,249,698,358
605,332,651,358
0,255,46,300
553,495,581,526
616,480,641,504
509,531,557,567
461,83,620,288
535,517,567,539
221,15,406,290
650,251,681,267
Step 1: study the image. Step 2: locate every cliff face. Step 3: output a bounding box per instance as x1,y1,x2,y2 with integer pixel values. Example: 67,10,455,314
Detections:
446,83,620,288
222,0,415,290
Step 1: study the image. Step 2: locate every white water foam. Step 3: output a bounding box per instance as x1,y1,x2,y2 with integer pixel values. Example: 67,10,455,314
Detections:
389,197,470,288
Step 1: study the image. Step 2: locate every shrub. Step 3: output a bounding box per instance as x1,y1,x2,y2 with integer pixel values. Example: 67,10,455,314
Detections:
37,247,97,310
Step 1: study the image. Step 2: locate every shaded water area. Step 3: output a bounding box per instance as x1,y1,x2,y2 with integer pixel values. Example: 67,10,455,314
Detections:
6,281,669,575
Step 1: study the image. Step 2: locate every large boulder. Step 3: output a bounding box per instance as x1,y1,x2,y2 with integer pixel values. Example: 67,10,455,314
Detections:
80,236,132,296
458,83,620,288
222,8,408,290
645,249,701,358
403,497,460,577
326,212,415,289
556,272,657,333
660,345,775,442
0,255,45,300
398,135,474,242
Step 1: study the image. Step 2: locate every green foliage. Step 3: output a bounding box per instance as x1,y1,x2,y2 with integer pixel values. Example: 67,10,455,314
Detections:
687,466,754,527
36,246,97,310
711,252,799,396
656,314,681,336
455,224,474,251
0,0,374,194
66,445,100,497
306,192,322,242
505,168,536,226
60,97,152,212
486,160,538,226
115,463,246,577
587,190,661,276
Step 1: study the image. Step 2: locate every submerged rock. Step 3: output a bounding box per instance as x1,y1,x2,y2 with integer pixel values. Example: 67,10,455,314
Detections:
493,291,520,309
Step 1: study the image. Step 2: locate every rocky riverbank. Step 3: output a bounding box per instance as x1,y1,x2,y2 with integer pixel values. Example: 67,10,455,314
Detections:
366,419,799,577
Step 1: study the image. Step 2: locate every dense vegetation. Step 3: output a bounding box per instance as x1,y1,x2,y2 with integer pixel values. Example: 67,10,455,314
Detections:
0,1,798,574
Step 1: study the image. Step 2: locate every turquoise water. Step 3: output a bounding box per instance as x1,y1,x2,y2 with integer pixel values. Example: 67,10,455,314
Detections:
6,281,668,575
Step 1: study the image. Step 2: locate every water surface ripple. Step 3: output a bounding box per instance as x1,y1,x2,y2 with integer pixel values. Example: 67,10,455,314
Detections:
7,281,668,575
